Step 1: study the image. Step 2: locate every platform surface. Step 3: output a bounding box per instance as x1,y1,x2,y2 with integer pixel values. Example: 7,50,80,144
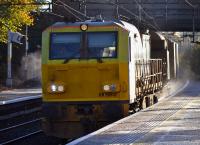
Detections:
68,80,200,145
0,88,41,105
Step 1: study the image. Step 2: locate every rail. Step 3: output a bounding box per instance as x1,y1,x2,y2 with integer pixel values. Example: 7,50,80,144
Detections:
0,97,42,145
1,130,42,145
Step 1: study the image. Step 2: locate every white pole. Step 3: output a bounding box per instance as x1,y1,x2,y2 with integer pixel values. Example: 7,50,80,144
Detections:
6,31,13,87
167,49,170,80
173,43,177,78
176,43,179,78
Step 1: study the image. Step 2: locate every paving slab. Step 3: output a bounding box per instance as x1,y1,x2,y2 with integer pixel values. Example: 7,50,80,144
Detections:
68,80,200,145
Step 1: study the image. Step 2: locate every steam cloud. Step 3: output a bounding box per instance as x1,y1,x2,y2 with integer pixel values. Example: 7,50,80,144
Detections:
17,50,41,87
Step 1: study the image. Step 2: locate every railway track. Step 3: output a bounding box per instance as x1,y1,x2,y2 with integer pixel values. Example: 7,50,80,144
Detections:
0,119,42,145
0,96,63,145
0,97,43,145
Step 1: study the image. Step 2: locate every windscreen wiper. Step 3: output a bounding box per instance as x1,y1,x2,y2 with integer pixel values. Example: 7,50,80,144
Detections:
97,57,103,63
63,51,79,64
63,58,71,64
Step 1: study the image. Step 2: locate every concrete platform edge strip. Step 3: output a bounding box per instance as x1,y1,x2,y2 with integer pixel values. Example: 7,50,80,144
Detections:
67,80,190,145
159,80,190,101
0,95,42,105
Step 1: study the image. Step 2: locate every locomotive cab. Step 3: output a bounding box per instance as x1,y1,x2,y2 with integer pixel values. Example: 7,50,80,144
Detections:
42,21,131,138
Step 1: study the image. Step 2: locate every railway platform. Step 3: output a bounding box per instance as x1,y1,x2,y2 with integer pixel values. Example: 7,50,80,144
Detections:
67,80,200,145
0,88,42,144
0,88,41,105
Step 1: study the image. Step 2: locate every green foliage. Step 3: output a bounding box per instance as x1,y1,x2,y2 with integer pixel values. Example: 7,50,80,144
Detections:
0,0,38,43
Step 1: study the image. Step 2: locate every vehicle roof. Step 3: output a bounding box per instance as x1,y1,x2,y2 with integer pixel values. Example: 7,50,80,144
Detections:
44,20,130,32
51,21,118,27
44,20,141,34
121,21,140,34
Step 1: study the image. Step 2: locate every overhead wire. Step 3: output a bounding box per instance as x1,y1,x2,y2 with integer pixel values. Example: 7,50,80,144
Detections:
39,4,65,19
131,0,161,31
106,0,160,31
55,0,90,19
117,2,170,39
185,0,198,8
46,11,65,18
86,0,160,31
53,0,161,31
53,2,83,21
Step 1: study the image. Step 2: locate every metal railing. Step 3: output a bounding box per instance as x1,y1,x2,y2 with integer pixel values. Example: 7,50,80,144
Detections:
135,59,163,97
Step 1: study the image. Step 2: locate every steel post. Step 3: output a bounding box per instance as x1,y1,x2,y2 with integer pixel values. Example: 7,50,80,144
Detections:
6,31,13,87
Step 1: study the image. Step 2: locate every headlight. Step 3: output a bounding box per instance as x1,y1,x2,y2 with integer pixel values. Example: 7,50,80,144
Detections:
80,24,88,31
110,84,117,91
103,85,110,91
51,84,57,92
48,83,65,93
102,84,117,92
58,85,64,92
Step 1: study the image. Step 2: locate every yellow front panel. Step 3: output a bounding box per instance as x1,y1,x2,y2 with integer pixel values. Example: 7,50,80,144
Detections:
42,62,128,102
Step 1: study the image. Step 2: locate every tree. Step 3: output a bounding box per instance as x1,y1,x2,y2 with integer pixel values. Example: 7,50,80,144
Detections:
0,0,38,43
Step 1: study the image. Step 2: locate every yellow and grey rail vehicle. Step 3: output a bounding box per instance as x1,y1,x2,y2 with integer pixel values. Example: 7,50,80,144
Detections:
42,20,163,138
